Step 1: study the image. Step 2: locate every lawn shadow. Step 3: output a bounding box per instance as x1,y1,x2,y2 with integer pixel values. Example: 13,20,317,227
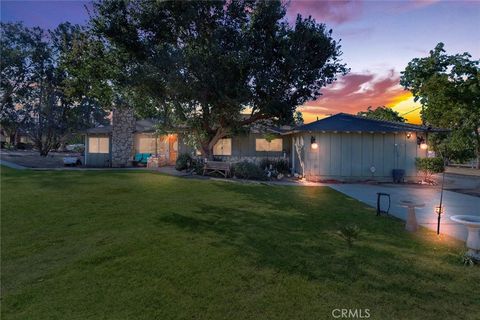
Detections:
158,182,467,286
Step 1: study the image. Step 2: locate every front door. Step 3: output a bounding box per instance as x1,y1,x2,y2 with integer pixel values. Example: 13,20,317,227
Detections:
168,135,178,165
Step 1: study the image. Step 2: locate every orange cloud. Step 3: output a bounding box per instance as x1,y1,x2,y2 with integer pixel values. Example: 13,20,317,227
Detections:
298,70,422,124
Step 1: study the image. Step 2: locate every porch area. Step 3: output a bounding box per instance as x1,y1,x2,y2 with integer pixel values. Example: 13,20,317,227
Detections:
134,133,179,167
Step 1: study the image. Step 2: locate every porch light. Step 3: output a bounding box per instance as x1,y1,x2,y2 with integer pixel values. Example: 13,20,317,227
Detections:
311,136,318,149
417,136,427,149
406,132,412,139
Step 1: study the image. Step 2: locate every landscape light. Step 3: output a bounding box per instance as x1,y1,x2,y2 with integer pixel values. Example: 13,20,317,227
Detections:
435,205,444,235
420,143,428,150
311,136,318,149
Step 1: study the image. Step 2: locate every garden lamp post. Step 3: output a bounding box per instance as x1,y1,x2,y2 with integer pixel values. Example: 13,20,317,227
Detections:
436,146,447,235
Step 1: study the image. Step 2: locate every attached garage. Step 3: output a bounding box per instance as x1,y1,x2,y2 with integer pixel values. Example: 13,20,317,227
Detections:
288,113,443,182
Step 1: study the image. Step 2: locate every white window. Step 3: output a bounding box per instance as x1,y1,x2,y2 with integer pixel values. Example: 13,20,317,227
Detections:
213,138,232,156
88,137,109,154
137,136,157,153
255,138,282,152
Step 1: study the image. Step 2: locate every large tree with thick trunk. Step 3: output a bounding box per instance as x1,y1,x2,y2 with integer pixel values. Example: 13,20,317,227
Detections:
92,0,347,158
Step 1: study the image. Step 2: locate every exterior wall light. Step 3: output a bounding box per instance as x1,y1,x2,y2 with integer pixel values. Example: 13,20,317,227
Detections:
311,136,318,150
406,132,412,139
417,136,428,149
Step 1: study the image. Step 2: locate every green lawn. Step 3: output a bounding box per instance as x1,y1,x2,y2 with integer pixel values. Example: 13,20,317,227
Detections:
1,167,478,319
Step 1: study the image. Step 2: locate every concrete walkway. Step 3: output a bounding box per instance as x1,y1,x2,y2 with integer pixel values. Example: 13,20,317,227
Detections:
0,159,27,170
329,183,480,241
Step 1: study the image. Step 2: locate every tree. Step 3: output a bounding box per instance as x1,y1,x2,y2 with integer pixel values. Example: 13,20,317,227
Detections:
91,0,348,158
293,111,304,126
0,23,35,147
0,22,108,155
400,43,480,167
357,106,405,122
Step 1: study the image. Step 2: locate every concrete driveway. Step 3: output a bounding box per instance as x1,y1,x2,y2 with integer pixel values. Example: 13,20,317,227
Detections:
329,183,480,241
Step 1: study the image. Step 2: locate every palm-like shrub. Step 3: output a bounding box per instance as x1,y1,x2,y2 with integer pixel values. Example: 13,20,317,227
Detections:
337,225,361,248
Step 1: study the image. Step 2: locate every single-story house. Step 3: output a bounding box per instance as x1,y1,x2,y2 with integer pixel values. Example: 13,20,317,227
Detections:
84,109,443,182
287,113,444,181
84,108,291,168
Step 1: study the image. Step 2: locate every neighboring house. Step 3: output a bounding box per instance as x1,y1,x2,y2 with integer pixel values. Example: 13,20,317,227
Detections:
287,113,445,181
0,125,33,148
85,109,443,182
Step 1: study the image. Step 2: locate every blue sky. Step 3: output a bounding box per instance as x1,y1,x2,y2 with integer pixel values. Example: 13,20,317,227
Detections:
2,0,479,123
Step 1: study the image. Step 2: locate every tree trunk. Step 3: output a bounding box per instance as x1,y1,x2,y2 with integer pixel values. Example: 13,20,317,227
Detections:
8,132,17,147
39,147,50,157
200,127,227,161
201,144,214,161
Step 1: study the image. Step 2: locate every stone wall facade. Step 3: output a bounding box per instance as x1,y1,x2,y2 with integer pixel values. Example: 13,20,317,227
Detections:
111,107,135,167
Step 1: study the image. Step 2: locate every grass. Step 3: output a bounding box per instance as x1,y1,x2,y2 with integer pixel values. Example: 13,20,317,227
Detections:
1,167,479,319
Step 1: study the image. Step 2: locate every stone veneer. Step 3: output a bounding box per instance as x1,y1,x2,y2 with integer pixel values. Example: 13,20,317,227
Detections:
111,107,135,167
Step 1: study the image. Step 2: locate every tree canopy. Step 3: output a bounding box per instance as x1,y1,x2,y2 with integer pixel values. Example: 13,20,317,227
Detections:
400,43,480,166
91,0,348,157
0,22,108,155
357,106,405,122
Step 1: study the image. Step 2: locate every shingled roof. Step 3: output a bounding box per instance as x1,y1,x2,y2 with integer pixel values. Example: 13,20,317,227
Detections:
86,119,160,134
289,113,446,134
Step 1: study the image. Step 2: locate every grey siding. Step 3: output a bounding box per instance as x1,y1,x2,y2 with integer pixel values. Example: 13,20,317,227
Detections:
296,132,427,182
229,133,291,158
216,133,292,162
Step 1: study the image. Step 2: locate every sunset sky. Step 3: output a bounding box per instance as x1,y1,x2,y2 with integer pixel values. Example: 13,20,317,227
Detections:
2,0,479,124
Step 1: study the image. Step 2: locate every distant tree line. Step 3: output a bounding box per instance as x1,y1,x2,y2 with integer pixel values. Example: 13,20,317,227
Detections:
0,22,109,155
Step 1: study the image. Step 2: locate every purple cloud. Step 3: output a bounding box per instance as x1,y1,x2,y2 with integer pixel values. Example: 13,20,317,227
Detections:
286,0,363,24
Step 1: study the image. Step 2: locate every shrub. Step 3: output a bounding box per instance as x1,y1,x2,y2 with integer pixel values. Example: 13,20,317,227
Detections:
337,225,361,248
415,157,444,182
259,158,290,174
175,153,192,171
72,145,85,153
275,159,290,174
3,142,14,150
191,158,205,175
259,158,275,170
460,251,476,266
233,161,265,180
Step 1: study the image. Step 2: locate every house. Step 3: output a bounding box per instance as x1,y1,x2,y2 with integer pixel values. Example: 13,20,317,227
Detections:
84,108,292,168
85,109,443,182
287,113,444,182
